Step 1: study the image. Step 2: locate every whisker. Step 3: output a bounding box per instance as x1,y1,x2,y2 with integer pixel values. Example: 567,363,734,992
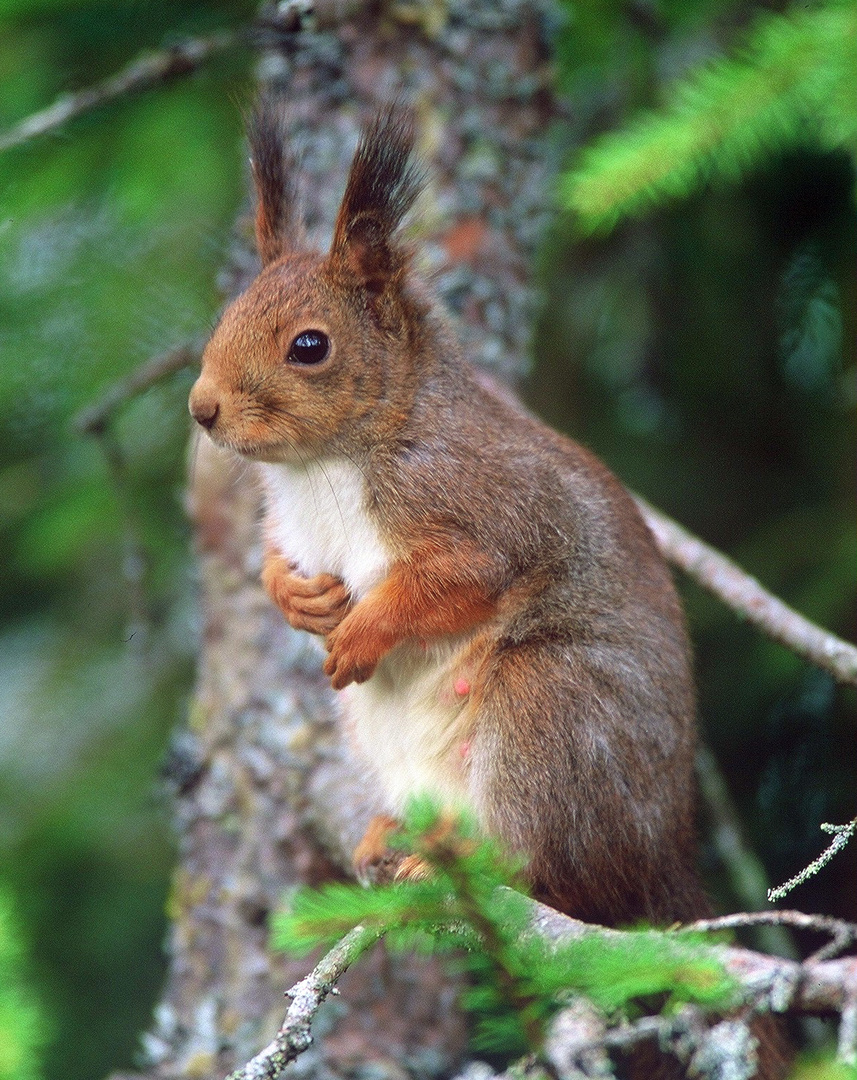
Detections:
239,397,362,558
260,401,372,485
314,456,353,556
291,439,323,525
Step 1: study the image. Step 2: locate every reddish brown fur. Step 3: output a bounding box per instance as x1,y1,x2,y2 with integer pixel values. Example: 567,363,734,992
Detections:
352,814,403,882
324,537,498,688
189,104,788,1078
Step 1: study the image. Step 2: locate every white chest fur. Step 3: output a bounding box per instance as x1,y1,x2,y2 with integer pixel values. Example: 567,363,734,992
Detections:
259,457,390,599
258,456,476,816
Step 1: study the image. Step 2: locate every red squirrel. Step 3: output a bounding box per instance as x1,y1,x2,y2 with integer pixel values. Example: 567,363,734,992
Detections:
188,101,709,928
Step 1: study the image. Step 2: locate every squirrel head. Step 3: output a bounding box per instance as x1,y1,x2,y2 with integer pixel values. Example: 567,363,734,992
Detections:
189,100,429,463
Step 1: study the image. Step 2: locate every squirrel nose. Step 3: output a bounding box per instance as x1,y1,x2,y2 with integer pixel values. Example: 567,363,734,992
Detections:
189,385,220,430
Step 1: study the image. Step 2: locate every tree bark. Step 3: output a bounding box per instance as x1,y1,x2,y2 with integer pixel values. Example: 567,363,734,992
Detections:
124,4,565,1077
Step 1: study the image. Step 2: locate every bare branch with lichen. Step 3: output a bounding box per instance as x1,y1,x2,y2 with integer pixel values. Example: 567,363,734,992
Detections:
637,497,857,688
768,819,857,904
225,925,381,1080
685,909,857,963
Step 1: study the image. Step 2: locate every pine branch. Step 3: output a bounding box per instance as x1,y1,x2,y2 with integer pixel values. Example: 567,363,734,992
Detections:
519,897,857,1068
246,889,857,1080
562,0,857,232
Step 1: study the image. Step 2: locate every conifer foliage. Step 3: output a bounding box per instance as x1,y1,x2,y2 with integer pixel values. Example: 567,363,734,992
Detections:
273,801,737,1057
562,0,857,232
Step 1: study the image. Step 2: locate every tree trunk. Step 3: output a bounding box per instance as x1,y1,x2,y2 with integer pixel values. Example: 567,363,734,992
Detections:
125,3,564,1076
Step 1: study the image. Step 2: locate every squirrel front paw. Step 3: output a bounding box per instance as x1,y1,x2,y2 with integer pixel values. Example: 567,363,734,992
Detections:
323,618,382,689
261,553,351,636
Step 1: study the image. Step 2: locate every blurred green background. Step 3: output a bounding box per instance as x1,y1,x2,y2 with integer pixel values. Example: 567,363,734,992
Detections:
0,2,853,1079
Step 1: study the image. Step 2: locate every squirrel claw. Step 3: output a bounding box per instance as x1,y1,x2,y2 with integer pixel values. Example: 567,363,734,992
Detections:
324,618,384,689
351,819,432,886
323,650,378,690
353,815,400,884
393,855,432,882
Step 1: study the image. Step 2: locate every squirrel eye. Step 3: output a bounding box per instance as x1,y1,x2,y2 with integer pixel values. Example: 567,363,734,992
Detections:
287,329,330,365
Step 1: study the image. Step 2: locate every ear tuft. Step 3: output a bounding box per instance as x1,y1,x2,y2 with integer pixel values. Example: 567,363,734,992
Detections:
331,104,425,290
247,96,303,265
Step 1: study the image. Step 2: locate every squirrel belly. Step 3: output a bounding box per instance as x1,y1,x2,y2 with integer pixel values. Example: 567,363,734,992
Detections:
342,632,484,816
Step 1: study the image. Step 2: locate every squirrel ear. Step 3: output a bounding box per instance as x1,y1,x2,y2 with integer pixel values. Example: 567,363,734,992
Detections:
330,105,424,292
247,97,304,266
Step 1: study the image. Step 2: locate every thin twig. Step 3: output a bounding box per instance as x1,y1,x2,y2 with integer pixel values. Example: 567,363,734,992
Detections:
0,3,354,156
73,340,200,645
226,924,381,1080
636,497,857,688
685,910,857,963
0,32,236,153
74,341,200,436
768,819,857,905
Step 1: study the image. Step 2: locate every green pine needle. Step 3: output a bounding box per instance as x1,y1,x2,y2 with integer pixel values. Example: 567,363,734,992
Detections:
563,0,857,232
524,929,739,1012
271,876,456,955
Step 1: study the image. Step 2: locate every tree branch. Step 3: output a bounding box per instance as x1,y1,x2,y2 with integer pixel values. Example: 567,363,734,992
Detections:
0,33,236,153
685,910,857,963
529,895,857,1021
0,3,365,156
636,497,857,688
547,1002,760,1080
74,341,200,436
